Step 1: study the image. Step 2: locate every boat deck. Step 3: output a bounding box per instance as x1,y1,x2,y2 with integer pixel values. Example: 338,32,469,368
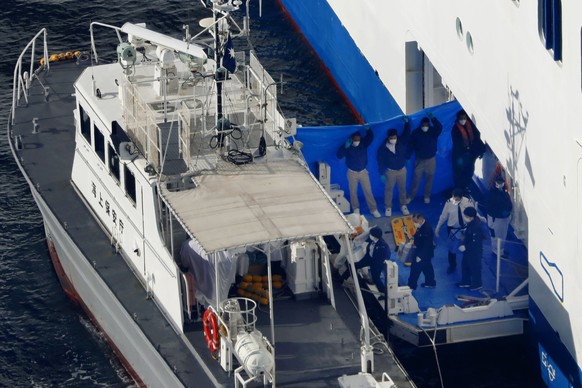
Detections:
362,189,529,346
9,60,415,386
10,60,217,387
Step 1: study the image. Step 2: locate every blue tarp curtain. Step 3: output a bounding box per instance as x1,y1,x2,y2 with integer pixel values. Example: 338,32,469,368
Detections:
294,100,462,213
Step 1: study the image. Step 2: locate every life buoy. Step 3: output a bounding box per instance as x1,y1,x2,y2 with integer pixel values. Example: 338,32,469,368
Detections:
202,309,220,352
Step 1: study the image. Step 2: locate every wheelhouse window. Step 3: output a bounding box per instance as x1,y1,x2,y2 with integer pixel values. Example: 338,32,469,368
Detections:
108,143,120,182
94,124,105,162
539,0,562,61
79,105,91,143
124,164,137,205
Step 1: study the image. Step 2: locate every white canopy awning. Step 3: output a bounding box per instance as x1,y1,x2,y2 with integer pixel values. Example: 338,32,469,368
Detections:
160,160,352,254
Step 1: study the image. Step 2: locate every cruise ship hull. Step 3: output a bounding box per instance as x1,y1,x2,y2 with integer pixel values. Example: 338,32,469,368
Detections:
279,1,582,386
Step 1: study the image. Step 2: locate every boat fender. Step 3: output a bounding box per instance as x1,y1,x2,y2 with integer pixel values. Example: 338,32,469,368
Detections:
202,309,220,352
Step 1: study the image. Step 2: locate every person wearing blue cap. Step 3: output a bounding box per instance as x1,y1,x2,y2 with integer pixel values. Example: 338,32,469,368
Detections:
407,213,436,290
377,117,411,217
407,114,442,204
485,174,513,256
457,206,484,291
341,226,390,298
337,127,381,218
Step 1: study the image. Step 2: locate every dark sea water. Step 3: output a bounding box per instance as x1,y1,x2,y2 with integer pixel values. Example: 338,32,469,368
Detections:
0,1,542,387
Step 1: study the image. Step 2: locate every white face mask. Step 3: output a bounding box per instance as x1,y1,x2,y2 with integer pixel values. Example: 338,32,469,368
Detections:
496,183,504,189
421,126,429,132
413,222,421,228
370,236,378,243
352,141,360,147
459,119,467,125
451,198,460,205
389,138,397,145
463,216,472,223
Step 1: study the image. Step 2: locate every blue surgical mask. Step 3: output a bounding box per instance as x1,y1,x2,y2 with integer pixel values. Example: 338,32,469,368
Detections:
459,119,467,125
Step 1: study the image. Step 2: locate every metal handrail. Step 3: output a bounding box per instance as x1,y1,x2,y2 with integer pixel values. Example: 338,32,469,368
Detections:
181,272,192,318
89,22,123,64
11,28,49,125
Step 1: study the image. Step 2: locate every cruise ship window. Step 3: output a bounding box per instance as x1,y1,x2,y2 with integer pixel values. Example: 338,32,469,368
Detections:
94,124,105,162
124,164,137,205
108,143,120,182
79,105,91,144
539,0,562,61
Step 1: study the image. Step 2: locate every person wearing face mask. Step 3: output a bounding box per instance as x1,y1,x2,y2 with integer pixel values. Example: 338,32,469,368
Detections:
451,109,486,191
377,116,411,217
457,206,484,291
337,127,381,218
435,188,477,274
340,226,390,299
407,213,436,290
407,114,443,204
485,174,513,257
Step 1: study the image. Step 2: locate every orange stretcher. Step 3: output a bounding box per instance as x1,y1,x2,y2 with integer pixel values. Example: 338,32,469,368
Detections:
391,215,416,246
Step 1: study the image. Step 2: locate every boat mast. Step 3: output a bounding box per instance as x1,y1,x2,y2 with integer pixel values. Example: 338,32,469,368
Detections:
213,7,223,122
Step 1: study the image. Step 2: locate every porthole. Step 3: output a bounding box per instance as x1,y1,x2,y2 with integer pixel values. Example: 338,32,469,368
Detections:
466,31,474,54
456,17,463,39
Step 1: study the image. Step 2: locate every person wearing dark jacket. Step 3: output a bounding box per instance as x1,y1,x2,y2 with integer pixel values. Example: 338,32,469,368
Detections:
341,227,390,297
458,207,484,291
486,175,513,256
407,213,436,290
407,115,442,204
337,127,381,218
451,110,485,191
377,117,411,217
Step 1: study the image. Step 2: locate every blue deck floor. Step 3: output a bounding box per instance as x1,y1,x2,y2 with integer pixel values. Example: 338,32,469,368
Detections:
362,188,528,328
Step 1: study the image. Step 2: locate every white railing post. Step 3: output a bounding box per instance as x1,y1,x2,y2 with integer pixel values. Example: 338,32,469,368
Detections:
11,28,49,125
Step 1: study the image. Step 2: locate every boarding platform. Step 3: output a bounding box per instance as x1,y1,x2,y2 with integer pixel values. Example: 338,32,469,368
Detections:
346,188,529,348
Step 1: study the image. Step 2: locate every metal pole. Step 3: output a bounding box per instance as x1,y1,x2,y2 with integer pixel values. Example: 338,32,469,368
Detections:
343,234,374,373
495,238,501,293
266,245,276,387
214,253,220,310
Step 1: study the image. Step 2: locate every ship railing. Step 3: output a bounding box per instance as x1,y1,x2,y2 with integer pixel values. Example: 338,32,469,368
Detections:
89,22,124,64
246,51,288,148
11,28,49,126
181,272,193,319
122,80,162,170
492,238,528,296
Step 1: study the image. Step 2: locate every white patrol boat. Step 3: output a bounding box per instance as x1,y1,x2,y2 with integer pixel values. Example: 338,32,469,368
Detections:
7,0,415,387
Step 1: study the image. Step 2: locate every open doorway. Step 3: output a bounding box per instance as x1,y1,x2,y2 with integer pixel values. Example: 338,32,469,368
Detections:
405,41,449,114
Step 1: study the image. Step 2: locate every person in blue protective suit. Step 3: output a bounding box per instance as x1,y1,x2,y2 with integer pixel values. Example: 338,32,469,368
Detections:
451,110,486,191
407,213,436,290
485,174,513,256
407,114,443,204
337,127,381,218
457,206,484,291
341,226,390,299
377,117,411,217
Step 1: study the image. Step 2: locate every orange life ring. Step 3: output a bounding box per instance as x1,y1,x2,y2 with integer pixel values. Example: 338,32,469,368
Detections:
202,309,220,352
